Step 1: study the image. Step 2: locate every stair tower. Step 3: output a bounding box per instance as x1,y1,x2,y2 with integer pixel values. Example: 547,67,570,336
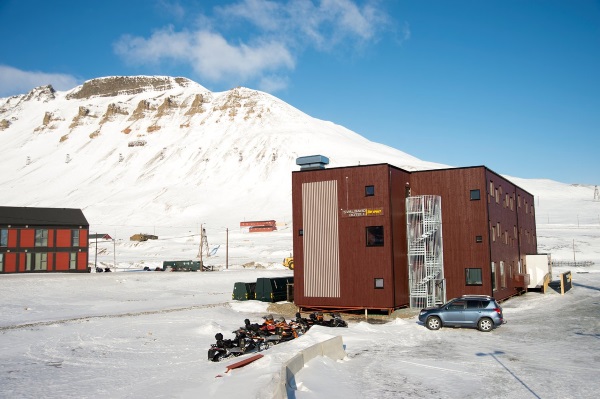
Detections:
406,195,446,308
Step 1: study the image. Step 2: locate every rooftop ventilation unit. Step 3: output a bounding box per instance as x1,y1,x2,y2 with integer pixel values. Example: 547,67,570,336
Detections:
296,155,329,171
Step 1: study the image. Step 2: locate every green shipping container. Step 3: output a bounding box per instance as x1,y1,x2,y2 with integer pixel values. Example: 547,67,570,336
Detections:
232,282,256,301
255,276,293,302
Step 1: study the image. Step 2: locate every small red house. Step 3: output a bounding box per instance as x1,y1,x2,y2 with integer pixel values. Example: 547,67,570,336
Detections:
0,206,89,273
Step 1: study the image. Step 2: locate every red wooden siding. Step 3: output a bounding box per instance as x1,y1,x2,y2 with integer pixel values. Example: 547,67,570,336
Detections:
248,226,277,232
4,252,17,273
8,229,18,247
293,164,408,310
20,229,34,247
77,252,88,271
55,229,71,247
292,163,537,309
79,229,88,246
55,252,69,271
240,220,276,227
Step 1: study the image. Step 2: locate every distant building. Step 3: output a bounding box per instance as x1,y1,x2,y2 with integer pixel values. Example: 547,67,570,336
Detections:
89,233,113,241
240,220,277,232
129,233,158,242
0,206,89,273
292,161,537,312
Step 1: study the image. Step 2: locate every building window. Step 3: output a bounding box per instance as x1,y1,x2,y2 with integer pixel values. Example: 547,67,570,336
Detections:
35,229,48,247
366,226,384,247
465,268,483,285
298,229,303,236
70,253,77,270
500,261,506,288
475,235,483,243
34,253,48,271
72,230,80,247
491,262,496,291
0,229,7,247
374,278,384,289
365,185,375,196
0,253,3,272
470,189,481,200
26,253,32,271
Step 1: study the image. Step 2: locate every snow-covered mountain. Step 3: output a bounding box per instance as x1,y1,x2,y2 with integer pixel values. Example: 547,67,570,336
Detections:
0,76,442,231
1,75,598,265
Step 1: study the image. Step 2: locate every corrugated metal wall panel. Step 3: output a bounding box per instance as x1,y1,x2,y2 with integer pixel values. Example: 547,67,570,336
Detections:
302,180,340,297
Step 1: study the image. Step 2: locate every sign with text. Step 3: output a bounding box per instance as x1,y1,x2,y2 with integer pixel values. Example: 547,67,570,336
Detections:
341,208,384,217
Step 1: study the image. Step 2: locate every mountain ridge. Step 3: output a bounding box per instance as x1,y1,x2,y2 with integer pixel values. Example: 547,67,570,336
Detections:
0,75,442,234
1,75,596,239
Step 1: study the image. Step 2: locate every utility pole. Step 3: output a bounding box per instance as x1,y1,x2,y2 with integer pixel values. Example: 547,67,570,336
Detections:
198,224,203,269
94,233,97,271
226,228,229,270
197,224,210,270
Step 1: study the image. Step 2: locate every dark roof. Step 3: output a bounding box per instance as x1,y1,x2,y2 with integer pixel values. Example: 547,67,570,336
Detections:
89,233,112,240
0,206,89,227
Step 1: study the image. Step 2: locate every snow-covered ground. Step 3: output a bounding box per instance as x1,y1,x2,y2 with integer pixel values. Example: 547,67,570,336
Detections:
1,250,599,398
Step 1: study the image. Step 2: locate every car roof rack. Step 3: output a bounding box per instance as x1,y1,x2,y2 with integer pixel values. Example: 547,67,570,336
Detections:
461,294,493,299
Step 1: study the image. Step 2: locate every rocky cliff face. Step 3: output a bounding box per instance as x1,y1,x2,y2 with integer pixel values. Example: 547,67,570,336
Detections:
66,76,194,99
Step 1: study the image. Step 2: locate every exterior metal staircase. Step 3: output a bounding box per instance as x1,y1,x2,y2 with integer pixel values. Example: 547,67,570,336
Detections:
406,195,445,309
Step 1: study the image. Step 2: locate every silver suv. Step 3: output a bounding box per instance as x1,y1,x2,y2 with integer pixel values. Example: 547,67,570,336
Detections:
418,295,505,332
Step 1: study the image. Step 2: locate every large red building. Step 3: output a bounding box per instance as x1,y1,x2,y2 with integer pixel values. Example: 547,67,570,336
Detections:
291,159,537,312
0,206,89,273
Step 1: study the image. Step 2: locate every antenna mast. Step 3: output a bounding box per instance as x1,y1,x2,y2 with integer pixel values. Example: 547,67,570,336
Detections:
197,224,210,264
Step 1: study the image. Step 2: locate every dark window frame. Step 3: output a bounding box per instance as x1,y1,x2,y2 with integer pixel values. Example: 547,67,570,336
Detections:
365,185,375,197
470,189,481,201
72,229,80,247
465,268,483,285
374,278,384,289
366,226,384,247
35,229,48,247
0,229,7,247
475,235,483,243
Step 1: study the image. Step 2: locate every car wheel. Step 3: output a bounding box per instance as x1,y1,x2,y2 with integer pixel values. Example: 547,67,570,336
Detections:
426,316,441,330
478,318,493,332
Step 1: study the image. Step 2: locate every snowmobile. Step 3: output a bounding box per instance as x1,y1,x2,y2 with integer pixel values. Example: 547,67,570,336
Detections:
308,311,348,327
327,312,348,328
208,329,264,362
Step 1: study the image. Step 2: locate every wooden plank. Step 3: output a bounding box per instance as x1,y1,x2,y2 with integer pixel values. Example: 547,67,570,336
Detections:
225,354,264,373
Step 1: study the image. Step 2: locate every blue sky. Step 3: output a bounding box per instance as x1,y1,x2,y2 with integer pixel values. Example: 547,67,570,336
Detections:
1,0,599,186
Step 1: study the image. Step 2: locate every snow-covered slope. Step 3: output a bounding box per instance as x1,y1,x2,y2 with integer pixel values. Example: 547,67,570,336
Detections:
1,76,598,265
0,76,441,232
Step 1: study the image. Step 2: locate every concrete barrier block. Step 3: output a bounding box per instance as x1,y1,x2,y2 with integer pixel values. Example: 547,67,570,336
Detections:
321,336,346,360
285,353,305,383
302,341,323,362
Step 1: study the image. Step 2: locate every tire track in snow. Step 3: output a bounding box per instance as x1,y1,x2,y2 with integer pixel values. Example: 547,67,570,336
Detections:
0,302,230,331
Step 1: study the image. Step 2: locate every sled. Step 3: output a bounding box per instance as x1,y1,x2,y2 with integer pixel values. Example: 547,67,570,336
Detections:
225,354,264,373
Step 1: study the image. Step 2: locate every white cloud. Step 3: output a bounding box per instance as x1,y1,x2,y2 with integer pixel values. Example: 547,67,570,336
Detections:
115,27,295,83
114,0,392,92
217,0,390,49
0,65,80,97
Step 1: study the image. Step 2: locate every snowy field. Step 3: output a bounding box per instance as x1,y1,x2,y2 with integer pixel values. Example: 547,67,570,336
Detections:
1,179,600,398
1,260,599,398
